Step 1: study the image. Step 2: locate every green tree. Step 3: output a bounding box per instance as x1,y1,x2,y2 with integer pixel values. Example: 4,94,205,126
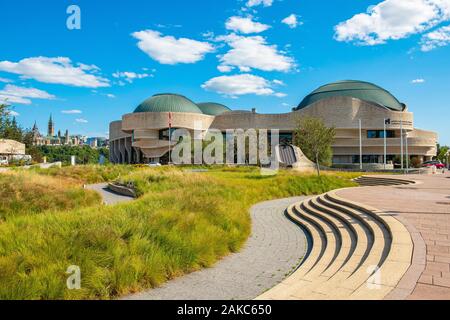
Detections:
0,103,24,141
293,117,336,176
436,144,449,163
37,145,109,165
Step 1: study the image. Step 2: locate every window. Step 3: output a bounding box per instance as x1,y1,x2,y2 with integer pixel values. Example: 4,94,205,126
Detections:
279,133,293,144
266,132,293,145
367,130,395,139
159,128,177,141
352,155,383,164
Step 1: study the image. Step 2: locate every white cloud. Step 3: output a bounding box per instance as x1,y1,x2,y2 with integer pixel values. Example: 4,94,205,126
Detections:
201,74,286,97
77,63,100,72
8,110,20,117
246,0,273,8
411,78,426,83
282,14,301,29
62,109,82,114
112,71,151,83
106,93,116,99
272,79,284,85
225,16,270,34
0,57,110,88
217,65,233,73
75,118,88,124
132,30,215,64
335,0,450,45
217,34,295,72
0,84,55,105
0,77,12,83
420,24,450,50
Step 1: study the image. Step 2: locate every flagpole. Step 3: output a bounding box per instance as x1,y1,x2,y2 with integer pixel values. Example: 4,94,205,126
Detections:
168,112,172,165
400,120,404,172
384,118,387,170
406,131,409,173
359,119,363,171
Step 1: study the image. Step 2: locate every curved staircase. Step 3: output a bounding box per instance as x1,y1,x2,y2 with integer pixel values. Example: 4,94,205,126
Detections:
257,190,413,300
353,176,416,187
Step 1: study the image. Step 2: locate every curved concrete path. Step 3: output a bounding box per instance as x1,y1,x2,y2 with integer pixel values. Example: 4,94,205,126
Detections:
86,183,134,205
123,196,309,300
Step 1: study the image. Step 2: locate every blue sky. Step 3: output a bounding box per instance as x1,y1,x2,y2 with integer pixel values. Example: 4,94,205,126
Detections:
1,0,449,144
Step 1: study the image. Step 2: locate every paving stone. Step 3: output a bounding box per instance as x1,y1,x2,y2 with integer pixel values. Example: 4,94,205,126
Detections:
433,277,450,288
435,255,450,264
408,284,450,300
418,275,433,285
426,261,450,273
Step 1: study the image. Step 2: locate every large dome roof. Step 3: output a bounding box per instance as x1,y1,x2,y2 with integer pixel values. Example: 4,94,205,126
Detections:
134,94,203,114
296,80,405,112
197,102,231,116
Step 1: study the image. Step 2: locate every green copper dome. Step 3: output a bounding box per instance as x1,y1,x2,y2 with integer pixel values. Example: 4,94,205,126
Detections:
134,94,203,114
296,80,406,112
197,102,231,116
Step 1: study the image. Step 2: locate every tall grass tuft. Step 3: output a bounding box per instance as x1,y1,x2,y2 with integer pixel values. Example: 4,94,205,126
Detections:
0,171,101,220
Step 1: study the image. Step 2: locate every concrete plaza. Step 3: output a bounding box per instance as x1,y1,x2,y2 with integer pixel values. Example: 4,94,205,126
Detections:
337,172,450,299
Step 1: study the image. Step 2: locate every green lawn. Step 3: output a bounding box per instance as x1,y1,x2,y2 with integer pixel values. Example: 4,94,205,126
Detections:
0,165,359,300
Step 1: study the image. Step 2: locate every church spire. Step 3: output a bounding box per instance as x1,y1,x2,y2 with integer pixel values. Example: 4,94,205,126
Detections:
48,114,55,137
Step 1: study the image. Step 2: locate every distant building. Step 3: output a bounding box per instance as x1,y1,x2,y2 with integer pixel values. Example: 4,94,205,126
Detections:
87,137,98,148
86,137,108,148
48,114,55,137
31,115,83,147
0,139,31,164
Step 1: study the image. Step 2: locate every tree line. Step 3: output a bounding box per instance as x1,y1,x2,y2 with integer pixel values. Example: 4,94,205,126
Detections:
1,103,109,165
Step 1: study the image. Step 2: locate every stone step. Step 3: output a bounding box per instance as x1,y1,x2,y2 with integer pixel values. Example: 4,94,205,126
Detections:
353,176,416,187
280,199,358,298
257,188,414,300
326,191,413,300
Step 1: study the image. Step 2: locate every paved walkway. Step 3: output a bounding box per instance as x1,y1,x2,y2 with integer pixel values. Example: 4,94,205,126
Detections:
86,183,134,205
123,197,309,300
336,172,450,300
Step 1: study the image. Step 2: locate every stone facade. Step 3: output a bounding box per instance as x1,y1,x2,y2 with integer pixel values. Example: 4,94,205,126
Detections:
110,96,437,166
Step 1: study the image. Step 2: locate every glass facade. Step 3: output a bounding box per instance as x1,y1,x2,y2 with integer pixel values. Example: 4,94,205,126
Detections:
159,128,177,141
367,130,396,139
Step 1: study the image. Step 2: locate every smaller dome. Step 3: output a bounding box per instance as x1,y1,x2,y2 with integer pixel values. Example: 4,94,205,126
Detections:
197,102,231,116
134,94,203,114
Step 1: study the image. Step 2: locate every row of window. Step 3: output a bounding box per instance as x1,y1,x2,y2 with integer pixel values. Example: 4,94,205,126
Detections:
157,129,294,143
156,129,396,142
367,130,396,139
351,155,397,164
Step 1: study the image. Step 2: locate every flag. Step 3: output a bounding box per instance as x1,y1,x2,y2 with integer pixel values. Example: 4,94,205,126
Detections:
168,112,172,129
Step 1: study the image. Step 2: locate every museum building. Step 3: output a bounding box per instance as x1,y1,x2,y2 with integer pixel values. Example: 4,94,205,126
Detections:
109,80,438,168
